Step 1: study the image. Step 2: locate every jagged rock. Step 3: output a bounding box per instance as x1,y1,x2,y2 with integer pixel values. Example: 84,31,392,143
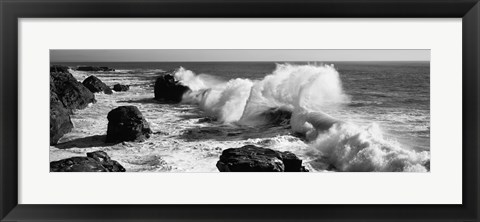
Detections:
106,106,152,143
50,90,73,145
50,151,126,172
50,65,70,73
82,75,113,94
86,151,126,172
216,145,308,172
154,74,190,103
50,68,96,144
50,72,96,111
76,66,115,72
113,83,129,92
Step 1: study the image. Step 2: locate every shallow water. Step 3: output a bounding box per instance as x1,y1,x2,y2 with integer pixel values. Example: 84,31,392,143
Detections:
50,69,312,172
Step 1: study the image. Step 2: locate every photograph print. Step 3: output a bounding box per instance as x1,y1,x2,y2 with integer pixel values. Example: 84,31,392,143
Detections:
49,49,430,172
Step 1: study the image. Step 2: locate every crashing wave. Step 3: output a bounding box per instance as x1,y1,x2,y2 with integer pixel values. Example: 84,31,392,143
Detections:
173,64,430,172
176,64,348,123
309,122,430,172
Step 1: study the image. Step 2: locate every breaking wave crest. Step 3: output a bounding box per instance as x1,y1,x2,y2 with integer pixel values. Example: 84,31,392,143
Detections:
309,122,430,172
176,64,348,123
173,64,430,172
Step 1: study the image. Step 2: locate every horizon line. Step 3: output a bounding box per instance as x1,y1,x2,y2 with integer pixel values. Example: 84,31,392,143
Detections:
51,60,430,63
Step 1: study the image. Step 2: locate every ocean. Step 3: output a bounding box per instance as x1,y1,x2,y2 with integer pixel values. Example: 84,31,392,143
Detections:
50,61,430,172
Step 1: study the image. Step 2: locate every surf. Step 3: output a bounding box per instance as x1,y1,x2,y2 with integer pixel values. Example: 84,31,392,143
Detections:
173,63,430,172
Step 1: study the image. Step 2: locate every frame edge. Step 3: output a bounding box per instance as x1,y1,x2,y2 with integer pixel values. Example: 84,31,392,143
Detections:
1,0,479,221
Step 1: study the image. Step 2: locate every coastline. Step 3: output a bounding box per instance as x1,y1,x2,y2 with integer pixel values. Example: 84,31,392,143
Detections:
49,69,312,172
50,63,430,172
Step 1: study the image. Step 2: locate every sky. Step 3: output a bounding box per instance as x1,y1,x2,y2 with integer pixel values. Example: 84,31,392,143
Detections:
50,49,430,62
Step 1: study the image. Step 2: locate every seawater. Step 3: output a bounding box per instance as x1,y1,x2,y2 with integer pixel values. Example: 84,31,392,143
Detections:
52,61,430,172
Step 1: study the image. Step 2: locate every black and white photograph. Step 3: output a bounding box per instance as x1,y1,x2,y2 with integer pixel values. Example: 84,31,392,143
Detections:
49,49,430,172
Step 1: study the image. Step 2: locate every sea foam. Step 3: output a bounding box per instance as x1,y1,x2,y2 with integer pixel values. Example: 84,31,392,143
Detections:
174,63,430,172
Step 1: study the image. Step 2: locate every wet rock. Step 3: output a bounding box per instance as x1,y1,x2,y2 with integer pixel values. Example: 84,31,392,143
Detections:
50,90,73,145
50,151,126,172
76,66,115,72
50,65,70,73
86,151,126,172
82,75,113,94
50,72,96,111
154,73,190,103
100,66,115,71
106,106,152,143
113,83,130,92
50,69,95,144
260,108,292,125
280,151,304,172
216,145,308,172
198,117,216,123
50,157,108,172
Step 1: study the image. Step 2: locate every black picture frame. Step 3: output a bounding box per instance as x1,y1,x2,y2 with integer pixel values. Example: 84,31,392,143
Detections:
1,0,479,221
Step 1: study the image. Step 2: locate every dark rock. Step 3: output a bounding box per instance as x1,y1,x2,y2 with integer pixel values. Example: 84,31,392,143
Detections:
76,66,115,72
154,73,190,103
50,151,126,172
106,106,152,143
216,145,307,172
50,90,73,145
86,151,125,172
280,151,304,172
259,108,292,126
198,117,216,123
50,65,70,73
50,157,108,172
50,71,95,144
113,83,130,92
99,66,115,71
82,75,113,94
424,160,430,171
50,72,96,111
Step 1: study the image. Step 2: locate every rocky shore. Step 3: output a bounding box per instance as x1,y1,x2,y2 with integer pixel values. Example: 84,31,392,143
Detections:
50,65,96,145
50,151,125,172
49,65,309,172
217,145,308,172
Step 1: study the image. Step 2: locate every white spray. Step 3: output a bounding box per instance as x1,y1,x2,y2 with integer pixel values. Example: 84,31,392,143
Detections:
173,64,430,172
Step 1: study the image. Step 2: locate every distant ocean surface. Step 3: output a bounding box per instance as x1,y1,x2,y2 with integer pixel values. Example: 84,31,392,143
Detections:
52,61,430,172
58,61,430,151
